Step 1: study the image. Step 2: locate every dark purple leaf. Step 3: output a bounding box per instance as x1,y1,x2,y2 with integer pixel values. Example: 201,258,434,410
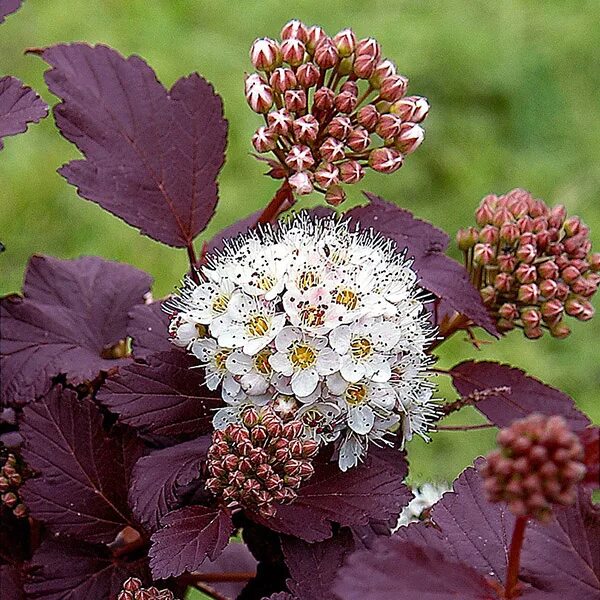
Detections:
21,386,144,544
39,43,227,247
129,436,211,530
283,529,356,600
25,538,149,600
0,564,24,600
0,0,21,22
149,505,234,578
579,427,599,488
450,361,590,430
334,537,498,600
262,594,296,600
346,193,498,336
253,446,412,542
127,301,170,360
0,76,47,150
0,255,152,406
97,349,221,439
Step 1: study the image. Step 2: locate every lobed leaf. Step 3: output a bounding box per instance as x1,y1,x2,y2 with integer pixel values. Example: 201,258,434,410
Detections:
0,255,152,406
97,348,221,439
127,301,171,361
0,76,47,150
21,387,144,544
129,436,211,531
149,505,234,578
346,193,498,336
39,43,227,247
0,564,24,600
450,360,591,430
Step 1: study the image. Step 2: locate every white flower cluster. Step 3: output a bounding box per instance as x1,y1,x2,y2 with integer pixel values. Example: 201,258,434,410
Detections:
166,213,437,470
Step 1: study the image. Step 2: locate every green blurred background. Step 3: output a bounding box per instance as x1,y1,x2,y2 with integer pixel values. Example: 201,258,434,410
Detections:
1,0,598,497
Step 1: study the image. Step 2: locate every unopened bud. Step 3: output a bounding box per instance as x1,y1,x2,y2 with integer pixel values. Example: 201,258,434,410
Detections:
379,74,408,102
314,37,339,69
333,28,356,57
346,126,371,152
518,283,539,304
296,62,320,88
245,78,273,113
281,19,309,42
369,147,403,173
339,160,365,184
494,272,514,293
285,144,314,171
479,225,499,245
328,115,353,140
270,67,297,93
288,171,314,195
515,263,537,284
498,303,518,321
370,59,396,88
252,126,278,153
516,243,537,264
357,105,380,132
306,25,326,53
456,227,478,251
473,243,495,265
281,38,306,67
334,90,358,114
376,113,402,140
284,89,307,112
313,86,335,112
267,108,293,135
319,137,346,162
325,185,347,206
521,307,542,328
539,279,558,299
391,95,430,123
395,122,424,154
292,114,319,144
564,216,581,236
541,299,564,322
314,163,340,189
250,38,281,71
561,265,580,284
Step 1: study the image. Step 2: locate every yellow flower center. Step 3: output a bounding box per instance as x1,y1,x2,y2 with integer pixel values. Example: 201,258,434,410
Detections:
350,337,373,360
289,342,317,370
335,287,358,310
257,275,275,291
214,349,231,371
345,382,368,406
246,314,270,337
298,269,320,291
300,306,326,328
211,293,230,314
254,349,272,375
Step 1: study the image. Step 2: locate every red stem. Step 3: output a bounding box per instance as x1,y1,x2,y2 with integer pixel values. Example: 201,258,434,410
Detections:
436,423,495,431
186,242,200,284
504,515,528,598
257,180,295,225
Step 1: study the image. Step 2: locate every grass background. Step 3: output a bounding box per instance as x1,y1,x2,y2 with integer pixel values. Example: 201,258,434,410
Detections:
0,2,598,594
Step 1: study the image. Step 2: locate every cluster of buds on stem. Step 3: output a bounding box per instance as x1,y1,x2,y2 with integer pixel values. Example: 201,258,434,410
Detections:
206,406,318,517
246,20,429,204
118,578,177,600
0,443,27,519
457,189,599,338
480,414,586,522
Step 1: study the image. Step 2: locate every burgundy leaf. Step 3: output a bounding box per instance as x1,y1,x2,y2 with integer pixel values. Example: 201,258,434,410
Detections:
0,0,21,22
149,505,234,578
129,436,211,530
0,564,24,600
262,594,296,600
333,537,499,600
25,538,149,600
0,255,152,406
20,387,144,544
346,193,498,336
0,76,47,150
253,447,412,542
283,529,356,600
450,361,590,430
97,349,221,439
579,427,599,488
39,43,227,247
127,301,170,361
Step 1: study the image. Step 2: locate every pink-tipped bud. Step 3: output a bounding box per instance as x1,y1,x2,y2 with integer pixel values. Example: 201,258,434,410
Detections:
515,263,537,284
314,37,339,69
250,38,281,71
285,144,314,171
319,137,346,162
540,299,564,322
524,325,543,339
270,67,297,93
480,285,497,306
306,25,326,53
456,227,479,251
550,321,571,338
357,105,380,132
493,207,514,228
368,147,403,173
284,89,307,112
375,113,402,140
494,272,514,293
561,265,580,284
355,37,381,60
296,62,320,88
391,95,430,123
281,38,306,67
333,28,356,57
538,260,559,280
334,90,358,114
590,253,600,272
473,243,495,265
281,19,309,41
370,59,397,88
245,78,273,113
516,243,537,264
252,126,278,153
325,184,347,206
339,160,365,184
475,200,495,226
539,279,558,299
499,302,518,321
288,171,314,195
518,283,539,304
328,115,353,140
267,109,293,135
346,126,371,152
379,74,408,102
353,53,377,79
395,122,424,154
313,87,335,111
479,225,499,245
521,307,542,328
292,114,319,144
498,254,517,273
314,163,340,189
564,216,581,236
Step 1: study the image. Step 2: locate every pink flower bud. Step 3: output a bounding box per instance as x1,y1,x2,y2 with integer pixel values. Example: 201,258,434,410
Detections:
325,184,347,206
288,171,314,195
284,89,307,112
281,38,306,67
319,137,345,162
531,216,548,233
306,25,326,53
285,144,314,171
564,216,581,236
267,108,293,135
535,230,551,251
493,207,514,227
565,296,585,317
499,303,518,321
391,95,430,123
589,253,600,272
313,87,335,111
541,299,564,322
538,260,559,280
250,38,281,71
368,147,403,173
577,300,594,321
296,62,320,88
456,227,479,251
498,254,517,273
245,78,273,113
328,115,353,140
314,37,339,69
353,53,377,79
357,105,380,132
314,162,340,189
281,19,309,42
479,225,499,245
494,272,514,293
333,28,356,57
346,126,371,152
270,67,297,93
561,265,580,284
473,243,495,265
516,243,537,263
548,204,566,229
518,283,539,304
555,281,569,301
252,126,278,152
355,37,381,60
521,307,542,328
375,113,402,140
550,321,571,339
334,90,358,113
379,74,408,102
539,279,558,299
395,122,424,154
339,160,364,184
475,200,496,226
337,56,354,76
370,59,397,88
515,263,537,284
480,285,497,306
292,114,319,144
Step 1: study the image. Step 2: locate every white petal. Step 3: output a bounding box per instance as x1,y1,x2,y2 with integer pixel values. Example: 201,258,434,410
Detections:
326,372,347,395
226,351,253,375
269,352,294,376
213,407,239,430
370,359,392,383
240,372,269,395
340,356,366,383
275,326,302,351
329,325,351,354
338,435,364,471
218,324,247,349
291,368,319,397
243,336,270,356
316,348,341,375
347,405,375,435
190,338,216,361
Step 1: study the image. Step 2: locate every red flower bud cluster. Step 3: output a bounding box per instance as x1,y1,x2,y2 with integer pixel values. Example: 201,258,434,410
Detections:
457,188,599,338
0,443,27,519
206,406,318,517
118,578,177,600
246,20,429,204
480,414,586,522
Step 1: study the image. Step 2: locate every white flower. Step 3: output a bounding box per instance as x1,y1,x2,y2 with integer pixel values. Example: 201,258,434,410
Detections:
190,338,241,400
329,317,401,383
283,285,347,334
296,401,342,444
226,348,274,396
210,293,285,355
269,327,340,397
168,313,202,348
